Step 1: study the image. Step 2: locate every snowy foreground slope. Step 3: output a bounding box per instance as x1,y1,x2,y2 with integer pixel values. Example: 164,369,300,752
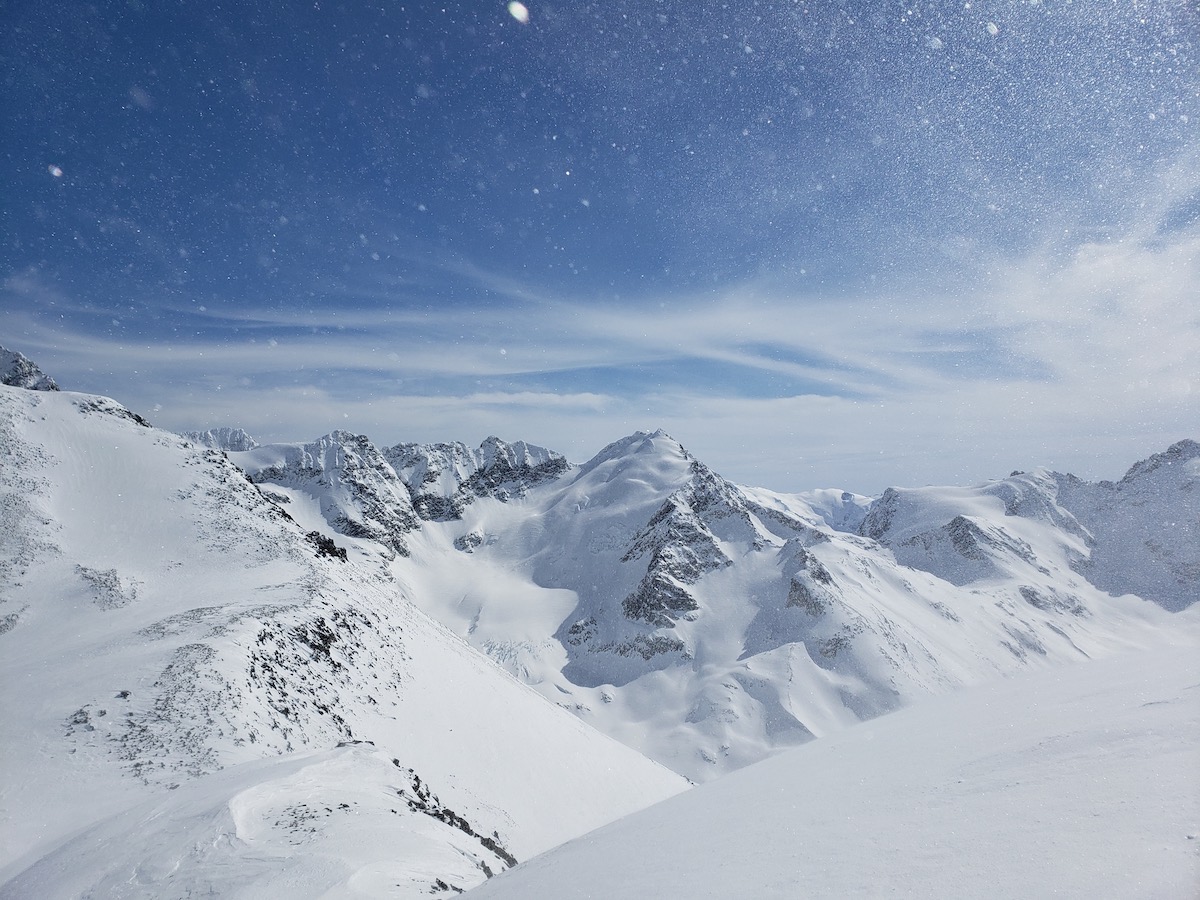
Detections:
469,639,1200,899
234,428,1200,782
0,382,685,898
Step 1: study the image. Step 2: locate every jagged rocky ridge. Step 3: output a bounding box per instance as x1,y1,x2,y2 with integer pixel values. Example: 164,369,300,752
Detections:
234,431,422,557
385,436,570,520
0,346,58,391
227,433,570,560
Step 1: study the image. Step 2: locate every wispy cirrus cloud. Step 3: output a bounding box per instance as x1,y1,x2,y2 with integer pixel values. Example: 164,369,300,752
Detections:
4,177,1197,494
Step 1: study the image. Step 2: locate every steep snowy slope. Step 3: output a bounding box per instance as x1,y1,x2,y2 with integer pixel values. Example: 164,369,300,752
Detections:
0,384,685,898
469,638,1200,899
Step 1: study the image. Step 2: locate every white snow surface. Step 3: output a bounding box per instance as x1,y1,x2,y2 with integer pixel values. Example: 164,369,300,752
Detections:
0,385,685,898
470,637,1200,899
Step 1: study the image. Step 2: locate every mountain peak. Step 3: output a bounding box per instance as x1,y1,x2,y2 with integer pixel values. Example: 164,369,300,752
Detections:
581,429,688,469
1117,438,1200,486
0,346,59,391
476,435,567,472
237,431,419,556
183,426,259,452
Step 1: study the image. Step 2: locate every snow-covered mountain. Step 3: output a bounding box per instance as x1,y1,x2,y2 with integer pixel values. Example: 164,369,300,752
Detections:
237,423,1198,782
2,344,1197,896
182,425,259,452
858,441,1200,613
0,372,685,898
1056,440,1200,612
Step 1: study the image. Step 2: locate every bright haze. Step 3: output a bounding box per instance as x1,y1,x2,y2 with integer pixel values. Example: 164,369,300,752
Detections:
3,1,1197,494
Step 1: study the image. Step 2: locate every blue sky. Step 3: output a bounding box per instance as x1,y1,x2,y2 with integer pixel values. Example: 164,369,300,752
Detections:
3,0,1198,493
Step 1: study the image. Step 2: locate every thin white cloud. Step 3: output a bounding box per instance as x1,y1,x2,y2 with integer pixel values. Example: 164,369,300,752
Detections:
4,178,1196,494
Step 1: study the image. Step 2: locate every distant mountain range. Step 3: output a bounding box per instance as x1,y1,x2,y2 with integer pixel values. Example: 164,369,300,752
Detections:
212,422,1197,780
2,345,1196,897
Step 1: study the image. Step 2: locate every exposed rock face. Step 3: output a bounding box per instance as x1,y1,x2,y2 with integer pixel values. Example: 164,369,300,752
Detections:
1,346,59,391
385,436,569,520
620,492,729,627
235,431,421,557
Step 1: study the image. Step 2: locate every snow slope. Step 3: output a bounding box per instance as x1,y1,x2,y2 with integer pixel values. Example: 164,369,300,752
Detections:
0,384,685,898
469,637,1200,899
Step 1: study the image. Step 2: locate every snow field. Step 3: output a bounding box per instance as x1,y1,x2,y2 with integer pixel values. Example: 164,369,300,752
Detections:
470,638,1200,899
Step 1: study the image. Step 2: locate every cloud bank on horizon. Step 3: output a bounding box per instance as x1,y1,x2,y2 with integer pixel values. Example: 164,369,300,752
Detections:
3,0,1197,493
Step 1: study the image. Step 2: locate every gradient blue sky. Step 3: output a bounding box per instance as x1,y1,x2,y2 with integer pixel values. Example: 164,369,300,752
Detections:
3,0,1198,493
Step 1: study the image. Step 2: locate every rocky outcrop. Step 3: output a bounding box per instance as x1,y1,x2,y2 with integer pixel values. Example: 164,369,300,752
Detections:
0,347,58,391
386,436,569,520
237,431,420,557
